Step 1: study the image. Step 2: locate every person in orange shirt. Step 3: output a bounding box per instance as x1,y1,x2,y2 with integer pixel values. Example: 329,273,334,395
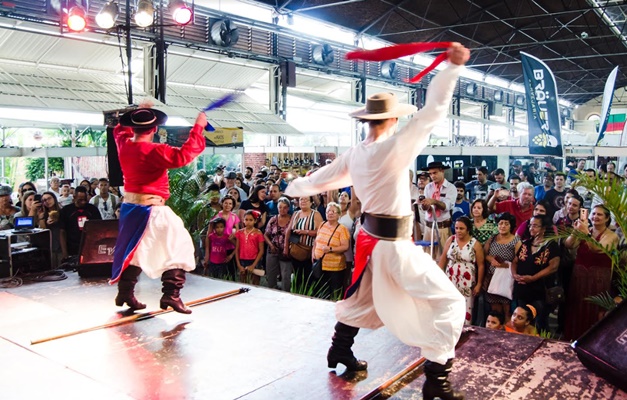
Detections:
504,305,538,336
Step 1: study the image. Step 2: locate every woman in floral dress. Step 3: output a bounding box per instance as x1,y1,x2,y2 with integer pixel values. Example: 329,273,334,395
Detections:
439,216,485,325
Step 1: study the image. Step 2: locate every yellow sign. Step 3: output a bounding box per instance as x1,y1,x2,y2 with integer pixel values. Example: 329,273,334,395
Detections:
204,127,243,146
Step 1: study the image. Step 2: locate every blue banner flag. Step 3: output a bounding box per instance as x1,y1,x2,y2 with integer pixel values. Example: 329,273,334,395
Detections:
520,52,563,157
596,66,619,145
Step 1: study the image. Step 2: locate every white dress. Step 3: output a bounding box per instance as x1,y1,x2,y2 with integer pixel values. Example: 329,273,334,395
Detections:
445,237,478,325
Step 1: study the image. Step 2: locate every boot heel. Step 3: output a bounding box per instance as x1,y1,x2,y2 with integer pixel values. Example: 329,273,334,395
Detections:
327,359,338,368
160,297,192,314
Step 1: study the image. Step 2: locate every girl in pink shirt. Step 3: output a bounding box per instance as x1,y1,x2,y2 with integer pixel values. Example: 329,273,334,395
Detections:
235,210,264,285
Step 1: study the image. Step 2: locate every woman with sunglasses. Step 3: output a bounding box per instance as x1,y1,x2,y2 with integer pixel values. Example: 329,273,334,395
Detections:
16,181,37,208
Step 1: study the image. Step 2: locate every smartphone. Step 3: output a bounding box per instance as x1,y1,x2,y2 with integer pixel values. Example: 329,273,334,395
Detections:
419,195,426,201
34,194,42,202
495,255,505,263
580,208,589,222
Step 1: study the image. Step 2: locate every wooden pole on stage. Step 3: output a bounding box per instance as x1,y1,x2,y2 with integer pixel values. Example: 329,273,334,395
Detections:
358,357,426,400
357,327,476,399
31,288,250,345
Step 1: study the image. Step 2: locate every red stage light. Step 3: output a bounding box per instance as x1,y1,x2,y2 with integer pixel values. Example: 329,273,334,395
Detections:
170,0,192,26
67,5,87,32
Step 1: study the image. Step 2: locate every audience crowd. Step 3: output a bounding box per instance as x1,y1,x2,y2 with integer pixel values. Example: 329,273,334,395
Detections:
3,157,625,341
0,177,120,268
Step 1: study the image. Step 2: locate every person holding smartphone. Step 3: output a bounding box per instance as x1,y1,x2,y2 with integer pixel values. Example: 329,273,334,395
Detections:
13,190,44,224
554,194,584,334
563,204,618,340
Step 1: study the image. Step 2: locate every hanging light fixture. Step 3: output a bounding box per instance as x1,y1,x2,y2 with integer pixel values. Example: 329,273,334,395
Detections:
96,1,119,29
67,5,87,32
135,0,154,27
169,0,192,26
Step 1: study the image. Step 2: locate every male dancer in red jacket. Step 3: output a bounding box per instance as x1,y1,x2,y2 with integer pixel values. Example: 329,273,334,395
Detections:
111,103,206,314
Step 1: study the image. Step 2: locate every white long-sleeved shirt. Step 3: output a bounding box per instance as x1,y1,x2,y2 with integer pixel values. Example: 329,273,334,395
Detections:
286,64,463,217
423,179,456,222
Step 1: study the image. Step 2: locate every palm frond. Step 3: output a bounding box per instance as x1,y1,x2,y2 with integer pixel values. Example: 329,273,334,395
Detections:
585,291,617,311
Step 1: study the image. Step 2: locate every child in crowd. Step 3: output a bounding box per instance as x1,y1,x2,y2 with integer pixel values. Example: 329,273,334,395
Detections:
234,210,264,285
58,184,74,208
505,305,538,336
204,218,233,278
113,203,122,220
485,311,505,330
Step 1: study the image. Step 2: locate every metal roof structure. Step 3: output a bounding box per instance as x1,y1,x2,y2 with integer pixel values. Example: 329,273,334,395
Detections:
0,25,302,135
248,0,627,105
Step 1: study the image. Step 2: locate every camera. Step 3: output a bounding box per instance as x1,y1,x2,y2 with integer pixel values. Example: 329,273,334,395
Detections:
419,195,425,201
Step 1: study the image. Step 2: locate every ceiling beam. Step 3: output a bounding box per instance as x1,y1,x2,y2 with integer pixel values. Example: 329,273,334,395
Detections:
296,0,367,13
356,0,411,36
377,3,627,38
471,34,616,51
470,51,627,67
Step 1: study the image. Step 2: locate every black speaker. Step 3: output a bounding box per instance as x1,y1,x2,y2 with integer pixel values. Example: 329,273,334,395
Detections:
77,219,119,278
280,60,296,88
107,126,124,187
572,300,627,392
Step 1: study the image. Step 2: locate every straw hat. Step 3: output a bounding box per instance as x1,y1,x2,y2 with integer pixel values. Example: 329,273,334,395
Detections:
349,93,416,120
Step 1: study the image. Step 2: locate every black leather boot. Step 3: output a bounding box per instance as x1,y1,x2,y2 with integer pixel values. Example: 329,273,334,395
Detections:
327,322,367,371
422,359,464,400
115,265,146,310
160,269,192,314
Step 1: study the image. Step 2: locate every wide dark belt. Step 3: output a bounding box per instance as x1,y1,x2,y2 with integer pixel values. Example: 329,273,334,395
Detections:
360,213,413,241
425,220,452,229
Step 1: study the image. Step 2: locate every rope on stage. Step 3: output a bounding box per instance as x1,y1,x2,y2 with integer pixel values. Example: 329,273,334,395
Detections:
30,287,250,345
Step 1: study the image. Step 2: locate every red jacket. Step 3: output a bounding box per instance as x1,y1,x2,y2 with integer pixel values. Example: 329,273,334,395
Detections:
114,124,205,200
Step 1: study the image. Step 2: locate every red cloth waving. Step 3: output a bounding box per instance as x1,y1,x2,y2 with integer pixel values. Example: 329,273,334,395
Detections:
346,42,452,83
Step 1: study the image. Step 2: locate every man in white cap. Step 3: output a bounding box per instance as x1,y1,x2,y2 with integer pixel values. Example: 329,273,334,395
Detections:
219,171,248,201
286,43,469,400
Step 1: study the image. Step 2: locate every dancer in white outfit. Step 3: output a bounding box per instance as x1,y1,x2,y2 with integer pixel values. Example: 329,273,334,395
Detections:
285,43,469,400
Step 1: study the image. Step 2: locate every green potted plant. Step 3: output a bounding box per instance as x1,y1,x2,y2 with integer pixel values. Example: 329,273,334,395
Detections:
167,166,219,265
